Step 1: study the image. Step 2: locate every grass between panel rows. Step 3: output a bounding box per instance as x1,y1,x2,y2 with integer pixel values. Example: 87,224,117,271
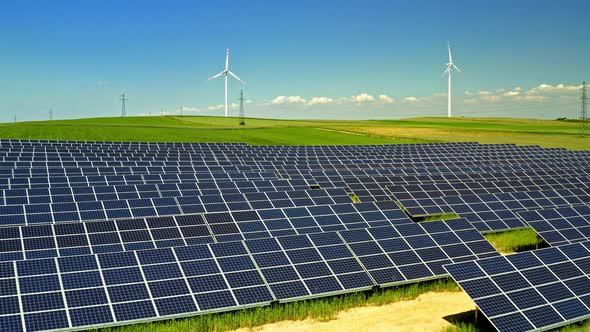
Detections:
482,228,545,254
98,279,460,332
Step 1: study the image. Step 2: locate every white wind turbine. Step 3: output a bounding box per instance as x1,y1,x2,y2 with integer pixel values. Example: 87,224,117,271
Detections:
443,42,461,118
208,48,245,117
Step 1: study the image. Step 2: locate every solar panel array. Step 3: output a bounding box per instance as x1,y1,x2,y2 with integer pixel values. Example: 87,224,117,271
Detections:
0,139,588,331
397,189,590,232
519,205,590,246
445,242,590,332
0,219,499,332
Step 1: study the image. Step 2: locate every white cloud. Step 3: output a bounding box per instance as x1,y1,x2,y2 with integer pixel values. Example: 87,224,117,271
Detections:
403,96,419,102
208,103,238,111
208,104,224,111
378,95,395,104
503,91,520,97
306,97,334,106
480,95,502,103
351,93,375,103
459,83,580,106
527,83,581,95
270,96,307,105
96,80,110,87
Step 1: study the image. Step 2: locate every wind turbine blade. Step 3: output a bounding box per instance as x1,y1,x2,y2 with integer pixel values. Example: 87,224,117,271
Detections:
441,66,451,77
208,71,225,80
448,43,453,64
452,64,461,72
228,71,245,84
225,48,229,71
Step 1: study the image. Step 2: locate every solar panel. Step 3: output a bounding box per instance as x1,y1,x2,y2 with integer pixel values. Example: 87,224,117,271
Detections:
397,189,589,232
0,140,589,331
445,241,590,332
518,205,590,246
0,187,355,226
0,201,412,261
0,218,498,331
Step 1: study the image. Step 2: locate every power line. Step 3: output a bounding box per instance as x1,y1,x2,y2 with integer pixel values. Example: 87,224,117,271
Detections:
120,93,127,117
581,81,588,136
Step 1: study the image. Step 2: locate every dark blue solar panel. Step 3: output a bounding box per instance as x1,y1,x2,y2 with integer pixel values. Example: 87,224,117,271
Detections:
446,241,590,332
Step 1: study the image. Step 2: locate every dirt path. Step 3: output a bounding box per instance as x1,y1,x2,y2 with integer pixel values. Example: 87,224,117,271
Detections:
232,292,474,332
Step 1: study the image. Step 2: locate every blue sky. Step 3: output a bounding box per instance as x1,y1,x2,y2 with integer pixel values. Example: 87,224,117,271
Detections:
0,0,589,121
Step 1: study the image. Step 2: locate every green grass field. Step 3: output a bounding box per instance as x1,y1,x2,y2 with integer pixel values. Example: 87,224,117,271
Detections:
1,115,588,149
3,115,588,331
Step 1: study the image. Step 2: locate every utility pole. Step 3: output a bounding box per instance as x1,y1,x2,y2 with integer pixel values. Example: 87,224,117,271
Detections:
120,93,127,117
49,108,53,121
238,89,245,126
581,81,588,137
13,115,16,123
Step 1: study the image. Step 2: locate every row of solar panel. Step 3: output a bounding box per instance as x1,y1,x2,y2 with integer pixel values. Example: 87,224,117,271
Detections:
519,205,590,247
1,158,587,180
0,200,411,261
340,168,589,188
0,188,356,226
0,151,584,163
5,153,578,165
0,163,586,192
288,163,590,181
0,180,316,206
398,189,590,232
348,174,589,203
445,240,590,332
0,177,584,233
1,147,582,161
0,219,498,332
387,176,590,200
0,150,586,163
4,152,575,164
0,168,583,208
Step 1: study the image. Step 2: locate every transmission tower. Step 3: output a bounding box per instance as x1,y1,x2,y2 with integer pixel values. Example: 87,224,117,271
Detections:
49,108,53,121
581,81,588,137
120,93,127,117
238,89,245,126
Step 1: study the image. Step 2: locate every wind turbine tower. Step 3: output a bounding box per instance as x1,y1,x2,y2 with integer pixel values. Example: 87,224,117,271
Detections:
208,49,245,117
443,43,461,118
